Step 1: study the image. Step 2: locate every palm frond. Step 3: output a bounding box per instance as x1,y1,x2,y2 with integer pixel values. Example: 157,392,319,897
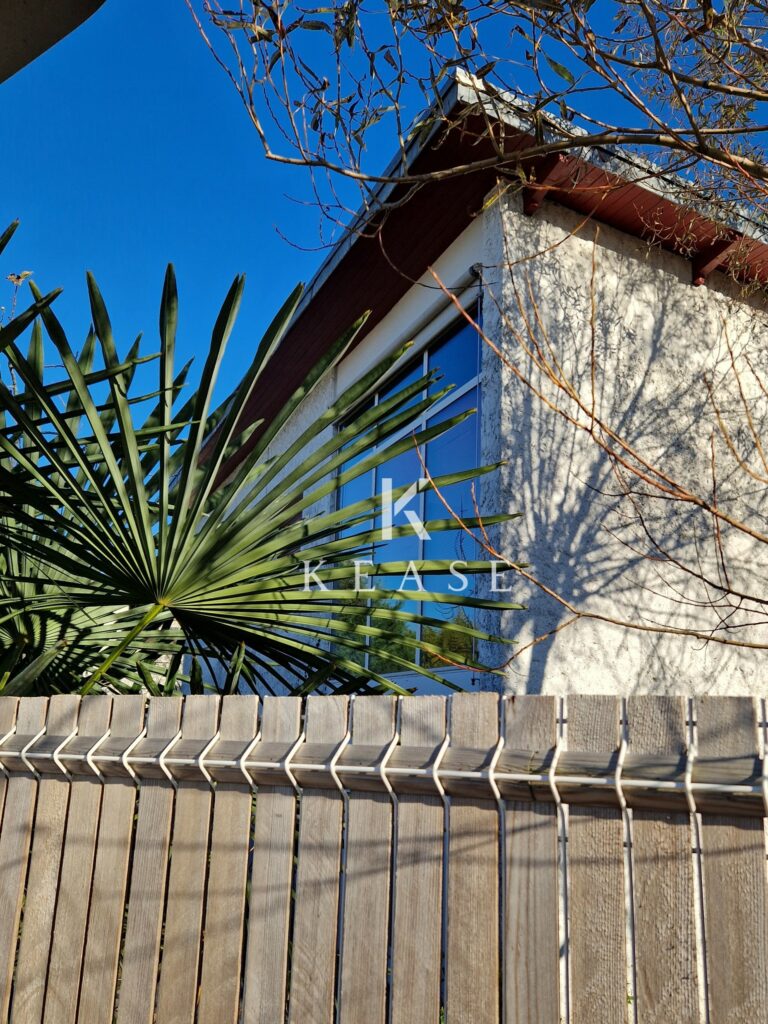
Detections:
0,231,523,695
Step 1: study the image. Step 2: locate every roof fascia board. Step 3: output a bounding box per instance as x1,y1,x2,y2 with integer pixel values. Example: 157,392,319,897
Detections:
458,71,768,243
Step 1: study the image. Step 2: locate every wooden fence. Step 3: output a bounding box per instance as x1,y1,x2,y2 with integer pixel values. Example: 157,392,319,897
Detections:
0,692,766,1023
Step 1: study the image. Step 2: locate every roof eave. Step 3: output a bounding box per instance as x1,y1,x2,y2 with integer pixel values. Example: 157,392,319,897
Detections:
0,0,107,85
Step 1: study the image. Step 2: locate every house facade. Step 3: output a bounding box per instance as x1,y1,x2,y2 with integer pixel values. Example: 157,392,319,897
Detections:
229,80,768,696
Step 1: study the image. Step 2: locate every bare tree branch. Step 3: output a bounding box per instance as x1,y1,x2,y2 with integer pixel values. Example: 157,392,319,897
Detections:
185,0,768,233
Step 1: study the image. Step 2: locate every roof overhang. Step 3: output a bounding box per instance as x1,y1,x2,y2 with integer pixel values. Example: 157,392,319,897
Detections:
0,0,106,84
216,74,768,483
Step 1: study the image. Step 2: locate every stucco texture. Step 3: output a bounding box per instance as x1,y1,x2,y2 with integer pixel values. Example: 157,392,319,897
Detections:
478,190,768,696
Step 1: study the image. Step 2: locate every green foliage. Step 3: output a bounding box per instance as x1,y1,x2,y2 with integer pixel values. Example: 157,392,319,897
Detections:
0,226,522,696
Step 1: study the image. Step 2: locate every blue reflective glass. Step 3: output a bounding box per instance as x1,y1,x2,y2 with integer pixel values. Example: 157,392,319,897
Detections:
375,443,422,486
335,315,482,674
373,533,420,573
374,444,422,523
375,560,426,594
428,319,480,395
338,464,375,537
378,359,425,412
423,525,478,564
371,444,422,573
424,388,479,522
421,570,477,601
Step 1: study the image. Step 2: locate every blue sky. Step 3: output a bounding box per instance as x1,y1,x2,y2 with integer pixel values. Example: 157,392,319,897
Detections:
1,1,635,408
1,0,330,401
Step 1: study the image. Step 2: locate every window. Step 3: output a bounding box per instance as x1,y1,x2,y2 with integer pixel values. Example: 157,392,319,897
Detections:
337,314,483,682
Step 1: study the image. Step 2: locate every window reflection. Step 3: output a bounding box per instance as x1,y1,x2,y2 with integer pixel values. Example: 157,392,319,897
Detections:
428,319,480,394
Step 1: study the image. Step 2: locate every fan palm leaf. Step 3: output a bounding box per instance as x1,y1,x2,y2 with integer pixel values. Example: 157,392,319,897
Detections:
0,240,523,695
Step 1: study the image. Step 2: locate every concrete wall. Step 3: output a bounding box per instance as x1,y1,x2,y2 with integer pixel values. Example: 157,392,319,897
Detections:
479,189,768,695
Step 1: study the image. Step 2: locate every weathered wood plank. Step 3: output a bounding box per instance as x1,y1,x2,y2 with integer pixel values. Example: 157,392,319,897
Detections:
286,696,348,1024
241,695,302,1024
697,696,768,1024
445,692,500,1024
0,698,19,831
627,696,698,1024
0,697,47,1023
338,696,396,1024
568,695,627,1024
114,697,182,1024
197,696,259,1024
43,696,113,1024
504,695,559,1024
155,696,221,1024
77,696,146,1023
12,694,80,1024
390,696,447,1024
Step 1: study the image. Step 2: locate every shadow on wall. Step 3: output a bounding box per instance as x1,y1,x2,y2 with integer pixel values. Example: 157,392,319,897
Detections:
478,196,768,696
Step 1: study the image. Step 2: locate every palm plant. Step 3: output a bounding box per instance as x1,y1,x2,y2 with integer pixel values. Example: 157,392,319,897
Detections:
0,222,522,695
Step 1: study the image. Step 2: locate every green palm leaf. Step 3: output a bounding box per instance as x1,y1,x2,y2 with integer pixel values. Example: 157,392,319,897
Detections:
0,231,523,695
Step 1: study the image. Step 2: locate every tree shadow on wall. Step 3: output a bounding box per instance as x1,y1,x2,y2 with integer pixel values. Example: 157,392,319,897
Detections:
477,224,768,694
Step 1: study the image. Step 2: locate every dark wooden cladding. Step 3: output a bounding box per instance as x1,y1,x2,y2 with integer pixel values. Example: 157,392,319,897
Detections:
0,0,107,85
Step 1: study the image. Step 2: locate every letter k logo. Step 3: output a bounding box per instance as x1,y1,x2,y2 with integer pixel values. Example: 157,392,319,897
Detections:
380,477,431,541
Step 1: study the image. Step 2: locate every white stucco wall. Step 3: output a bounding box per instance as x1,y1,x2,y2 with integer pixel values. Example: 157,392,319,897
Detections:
479,189,768,695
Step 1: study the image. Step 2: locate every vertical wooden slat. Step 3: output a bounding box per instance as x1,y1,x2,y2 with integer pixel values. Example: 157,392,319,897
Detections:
0,697,20,829
155,696,220,1024
197,696,259,1024
114,697,183,1024
0,696,47,1023
504,695,559,1024
286,696,348,1024
12,694,81,1024
445,691,500,1024
390,696,447,1024
338,696,396,1024
43,696,113,1024
696,696,768,1024
78,696,146,1023
626,696,698,1024
568,695,627,1024
242,696,302,1024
